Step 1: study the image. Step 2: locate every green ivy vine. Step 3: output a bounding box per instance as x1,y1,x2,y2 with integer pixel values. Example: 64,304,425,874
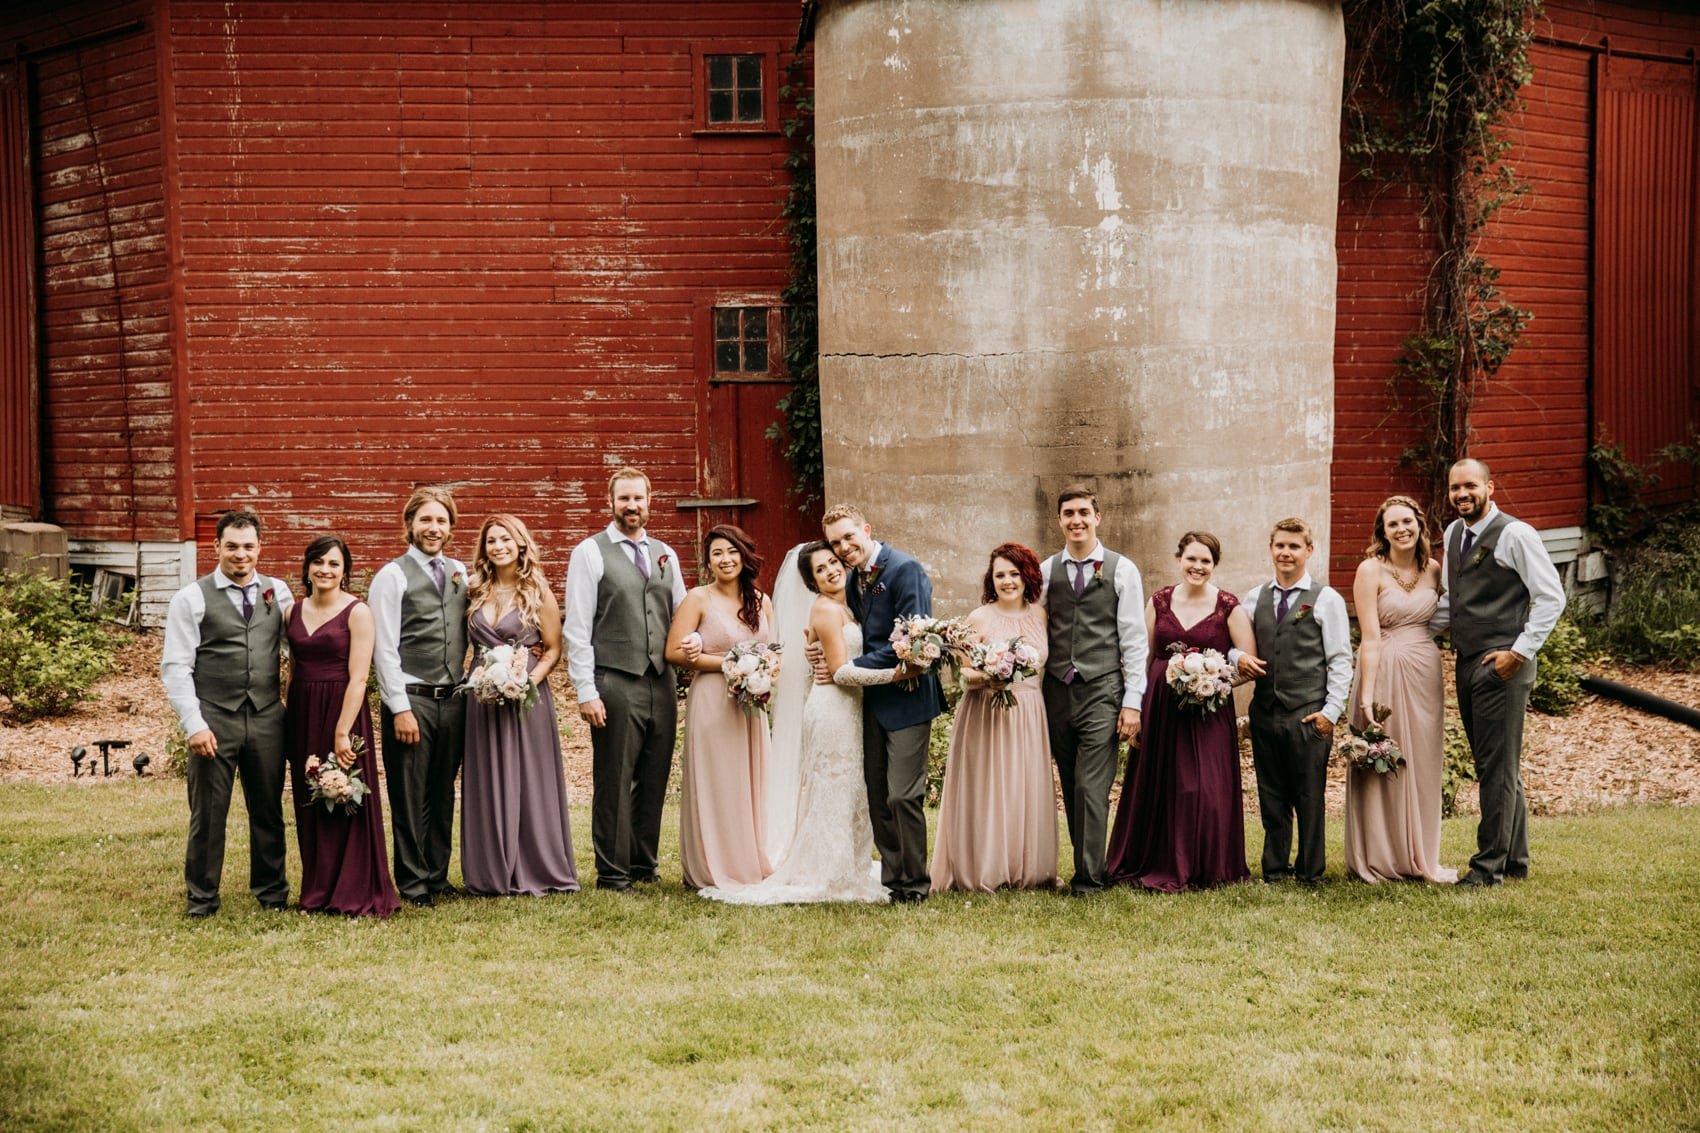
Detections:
769,57,823,512
1342,0,1541,522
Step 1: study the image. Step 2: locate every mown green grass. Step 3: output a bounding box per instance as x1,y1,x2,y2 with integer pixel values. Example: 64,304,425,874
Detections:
1,783,1696,1130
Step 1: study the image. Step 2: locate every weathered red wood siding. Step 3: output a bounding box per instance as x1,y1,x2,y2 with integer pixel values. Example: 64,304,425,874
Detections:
166,1,803,577
1330,0,1700,586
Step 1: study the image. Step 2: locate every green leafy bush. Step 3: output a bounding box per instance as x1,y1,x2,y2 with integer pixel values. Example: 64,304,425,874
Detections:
0,572,122,722
1441,716,1476,819
925,682,961,808
1590,516,1700,666
1529,614,1587,716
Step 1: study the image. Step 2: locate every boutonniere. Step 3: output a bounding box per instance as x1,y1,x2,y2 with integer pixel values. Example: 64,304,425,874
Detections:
1091,560,1105,583
451,570,465,591
1469,546,1491,567
864,563,885,593
657,553,671,574
1293,604,1314,622
262,587,275,612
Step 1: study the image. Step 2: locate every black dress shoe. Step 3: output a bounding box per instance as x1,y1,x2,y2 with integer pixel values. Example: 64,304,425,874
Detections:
891,889,928,904
185,906,215,919
595,880,633,893
1504,867,1529,881
405,892,435,907
260,900,289,911
632,873,661,884
433,885,466,900
1457,873,1500,888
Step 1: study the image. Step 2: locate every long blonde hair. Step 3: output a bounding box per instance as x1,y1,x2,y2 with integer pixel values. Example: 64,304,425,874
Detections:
469,513,547,629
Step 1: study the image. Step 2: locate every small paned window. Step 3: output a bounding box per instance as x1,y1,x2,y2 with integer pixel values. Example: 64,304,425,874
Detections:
706,54,764,125
713,307,770,374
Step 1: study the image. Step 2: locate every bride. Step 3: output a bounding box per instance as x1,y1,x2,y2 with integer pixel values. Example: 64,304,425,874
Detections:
701,541,893,905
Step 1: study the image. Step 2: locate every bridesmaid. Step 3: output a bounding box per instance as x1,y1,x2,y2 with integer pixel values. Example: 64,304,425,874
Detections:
460,514,579,896
930,543,1059,892
1106,532,1256,892
283,535,400,918
666,524,775,891
1345,496,1459,883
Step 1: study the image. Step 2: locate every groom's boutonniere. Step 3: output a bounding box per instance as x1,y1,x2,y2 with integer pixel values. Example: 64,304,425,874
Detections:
262,586,275,612
864,563,885,594
1293,604,1314,622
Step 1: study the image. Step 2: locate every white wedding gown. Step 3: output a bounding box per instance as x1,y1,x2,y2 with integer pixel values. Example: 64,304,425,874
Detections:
702,623,888,905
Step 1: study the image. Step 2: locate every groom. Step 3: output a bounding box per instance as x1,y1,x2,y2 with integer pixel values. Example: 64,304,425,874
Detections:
820,503,942,903
1432,458,1564,887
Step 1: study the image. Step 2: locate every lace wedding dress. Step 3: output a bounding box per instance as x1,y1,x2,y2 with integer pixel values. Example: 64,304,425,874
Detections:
702,622,888,905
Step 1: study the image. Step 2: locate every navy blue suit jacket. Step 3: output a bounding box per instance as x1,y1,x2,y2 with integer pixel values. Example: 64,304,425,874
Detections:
850,544,944,732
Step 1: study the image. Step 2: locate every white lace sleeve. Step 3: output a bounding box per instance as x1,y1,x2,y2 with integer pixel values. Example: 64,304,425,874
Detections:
834,662,896,687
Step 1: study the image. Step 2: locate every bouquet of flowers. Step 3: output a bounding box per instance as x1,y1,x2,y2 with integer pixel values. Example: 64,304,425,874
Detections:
303,735,371,816
890,614,974,689
721,640,783,718
461,643,539,712
1163,643,1236,713
1339,703,1405,775
969,635,1043,710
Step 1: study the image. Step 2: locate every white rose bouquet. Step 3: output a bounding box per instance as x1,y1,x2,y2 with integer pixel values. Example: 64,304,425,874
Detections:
721,640,783,718
969,635,1043,710
303,735,372,816
461,643,539,712
1163,643,1236,714
889,614,974,689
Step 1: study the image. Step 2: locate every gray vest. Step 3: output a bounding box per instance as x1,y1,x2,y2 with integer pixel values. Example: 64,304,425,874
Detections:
1251,580,1328,714
1045,550,1125,684
592,531,674,677
1447,512,1529,658
395,554,469,685
191,573,283,712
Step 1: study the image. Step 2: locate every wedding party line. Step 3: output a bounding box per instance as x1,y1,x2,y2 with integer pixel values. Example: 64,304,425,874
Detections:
159,458,1564,917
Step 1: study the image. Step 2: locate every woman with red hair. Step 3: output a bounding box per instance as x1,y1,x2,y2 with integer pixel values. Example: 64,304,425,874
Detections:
930,543,1059,891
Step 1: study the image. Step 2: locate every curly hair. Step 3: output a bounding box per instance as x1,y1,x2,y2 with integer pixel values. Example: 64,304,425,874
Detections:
703,524,764,632
468,514,547,630
1365,495,1432,570
981,542,1043,605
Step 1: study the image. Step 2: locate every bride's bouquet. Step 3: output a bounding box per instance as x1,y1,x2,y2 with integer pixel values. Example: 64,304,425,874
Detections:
461,643,539,712
890,614,974,689
1339,703,1405,775
303,736,372,816
722,640,783,718
1164,643,1236,713
969,635,1042,710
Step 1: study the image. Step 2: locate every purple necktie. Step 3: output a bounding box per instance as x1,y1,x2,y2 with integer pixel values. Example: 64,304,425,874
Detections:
1072,559,1088,598
1275,586,1292,624
430,557,445,595
625,540,650,580
1460,527,1476,565
240,584,254,622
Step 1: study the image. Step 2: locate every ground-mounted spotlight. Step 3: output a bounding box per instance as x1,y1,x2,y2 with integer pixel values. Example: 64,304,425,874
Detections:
70,745,87,777
132,752,151,777
94,739,131,777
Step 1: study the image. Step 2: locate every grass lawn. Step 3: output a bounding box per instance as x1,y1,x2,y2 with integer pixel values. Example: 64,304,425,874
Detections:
1,783,1696,1131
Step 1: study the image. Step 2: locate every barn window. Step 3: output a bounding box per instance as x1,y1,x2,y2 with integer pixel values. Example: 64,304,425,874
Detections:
691,45,780,134
713,307,772,374
706,55,763,125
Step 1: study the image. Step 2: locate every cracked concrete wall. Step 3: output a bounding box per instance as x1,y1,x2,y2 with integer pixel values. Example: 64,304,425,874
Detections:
815,0,1345,608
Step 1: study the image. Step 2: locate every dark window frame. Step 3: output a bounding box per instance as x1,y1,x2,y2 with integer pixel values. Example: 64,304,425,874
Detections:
691,43,781,136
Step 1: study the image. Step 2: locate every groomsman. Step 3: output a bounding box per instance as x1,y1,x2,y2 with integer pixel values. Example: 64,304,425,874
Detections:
160,509,294,916
1237,518,1353,885
1431,458,1564,887
564,466,687,891
371,486,468,907
1040,484,1148,896
821,503,943,903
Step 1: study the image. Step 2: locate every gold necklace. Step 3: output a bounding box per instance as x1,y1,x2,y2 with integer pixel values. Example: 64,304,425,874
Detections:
1386,561,1420,592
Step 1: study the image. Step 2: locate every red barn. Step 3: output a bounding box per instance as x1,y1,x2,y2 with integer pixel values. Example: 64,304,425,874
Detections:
2,0,1696,621
0,0,815,619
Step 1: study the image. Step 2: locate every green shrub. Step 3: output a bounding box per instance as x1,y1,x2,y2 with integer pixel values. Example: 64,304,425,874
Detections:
1441,716,1475,819
1529,614,1587,715
164,726,189,778
1593,516,1700,664
924,681,961,807
0,572,121,722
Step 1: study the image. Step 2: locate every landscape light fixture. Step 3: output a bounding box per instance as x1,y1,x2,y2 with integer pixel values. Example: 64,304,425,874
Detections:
93,739,131,777
69,745,86,777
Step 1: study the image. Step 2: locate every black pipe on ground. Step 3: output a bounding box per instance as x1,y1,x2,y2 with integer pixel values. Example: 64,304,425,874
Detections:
1578,675,1700,731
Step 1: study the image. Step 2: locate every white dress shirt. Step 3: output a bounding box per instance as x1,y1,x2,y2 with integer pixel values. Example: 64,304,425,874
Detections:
562,523,687,703
369,545,469,714
1038,542,1149,708
1429,505,1566,659
160,569,296,736
1239,572,1354,724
